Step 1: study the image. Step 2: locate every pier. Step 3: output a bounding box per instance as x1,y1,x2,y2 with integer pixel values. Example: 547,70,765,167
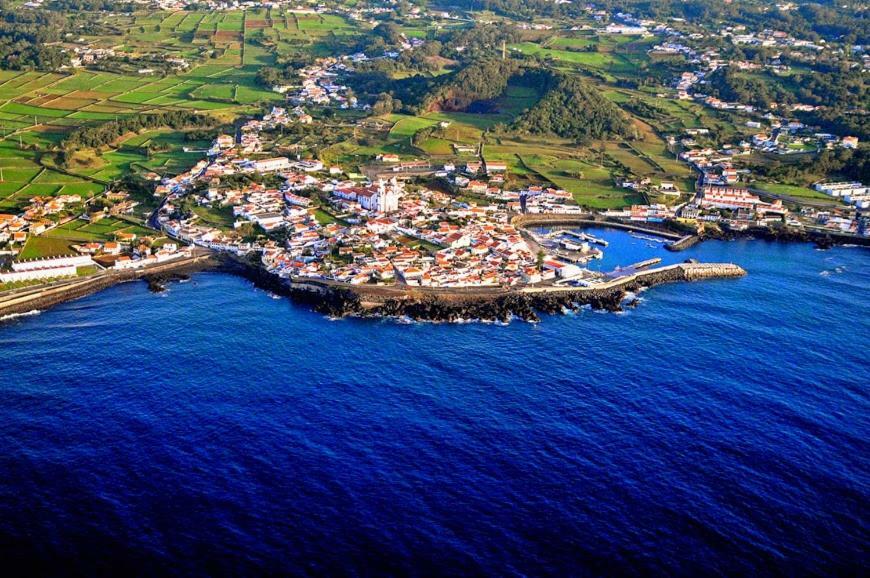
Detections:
611,258,662,275
556,229,609,247
667,235,701,252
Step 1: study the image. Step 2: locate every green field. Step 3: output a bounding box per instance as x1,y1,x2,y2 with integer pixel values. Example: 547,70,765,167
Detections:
0,4,841,265
18,235,76,259
518,154,645,209
751,182,836,202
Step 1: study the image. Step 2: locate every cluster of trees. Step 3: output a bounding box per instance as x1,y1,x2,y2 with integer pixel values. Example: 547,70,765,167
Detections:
513,74,632,142
255,54,315,88
447,0,572,21
711,65,867,112
437,22,521,60
705,68,795,109
423,58,520,112
452,0,868,44
705,65,868,139
788,69,867,110
751,147,869,184
0,5,67,70
354,40,446,76
353,21,405,56
62,111,219,152
800,109,870,142
347,71,431,114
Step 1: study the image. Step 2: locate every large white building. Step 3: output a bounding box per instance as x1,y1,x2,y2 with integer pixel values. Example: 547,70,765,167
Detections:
815,182,867,197
11,254,93,272
699,186,786,214
1,254,94,283
357,179,402,214
0,265,78,283
251,157,292,173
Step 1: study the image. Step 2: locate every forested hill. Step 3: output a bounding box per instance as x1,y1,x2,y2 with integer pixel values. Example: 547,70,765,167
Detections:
423,59,520,112
514,75,633,143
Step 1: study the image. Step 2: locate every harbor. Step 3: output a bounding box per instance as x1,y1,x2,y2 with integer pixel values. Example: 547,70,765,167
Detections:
527,223,684,284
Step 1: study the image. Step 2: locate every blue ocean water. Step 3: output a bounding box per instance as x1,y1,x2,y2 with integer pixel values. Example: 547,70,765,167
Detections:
0,232,868,576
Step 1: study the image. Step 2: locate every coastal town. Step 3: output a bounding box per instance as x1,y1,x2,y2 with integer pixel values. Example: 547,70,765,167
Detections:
0,0,867,313
137,101,863,292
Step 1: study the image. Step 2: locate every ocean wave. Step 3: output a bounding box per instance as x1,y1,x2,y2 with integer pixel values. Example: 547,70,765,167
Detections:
820,267,846,277
0,309,41,322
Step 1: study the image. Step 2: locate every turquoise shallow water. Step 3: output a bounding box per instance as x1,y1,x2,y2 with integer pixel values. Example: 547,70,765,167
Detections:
0,233,867,576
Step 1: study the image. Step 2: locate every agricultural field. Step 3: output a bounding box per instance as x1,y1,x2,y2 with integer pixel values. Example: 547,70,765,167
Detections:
0,7,697,221
5,2,844,265
0,8,338,259
750,182,836,203
0,8,321,218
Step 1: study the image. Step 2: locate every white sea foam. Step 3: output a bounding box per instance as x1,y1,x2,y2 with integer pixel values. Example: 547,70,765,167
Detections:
0,309,41,322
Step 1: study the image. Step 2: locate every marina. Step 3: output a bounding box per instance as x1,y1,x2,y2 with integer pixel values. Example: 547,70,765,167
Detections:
554,229,610,247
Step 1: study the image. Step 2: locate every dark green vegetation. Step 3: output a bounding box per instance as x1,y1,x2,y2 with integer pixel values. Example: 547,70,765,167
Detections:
0,3,68,70
453,0,869,44
513,74,631,142
706,67,869,139
749,147,870,188
61,110,219,153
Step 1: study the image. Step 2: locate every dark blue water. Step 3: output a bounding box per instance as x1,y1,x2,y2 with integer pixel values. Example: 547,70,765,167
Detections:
1,233,868,576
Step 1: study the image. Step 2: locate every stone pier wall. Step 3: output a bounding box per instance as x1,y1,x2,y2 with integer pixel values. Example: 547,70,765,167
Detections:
273,262,747,322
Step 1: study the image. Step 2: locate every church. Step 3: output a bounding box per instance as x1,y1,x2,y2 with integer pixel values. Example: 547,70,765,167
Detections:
357,178,402,214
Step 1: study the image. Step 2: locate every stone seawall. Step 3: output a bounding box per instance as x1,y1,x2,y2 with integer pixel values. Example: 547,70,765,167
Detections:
512,214,683,240
0,254,215,319
262,262,747,322
666,235,701,252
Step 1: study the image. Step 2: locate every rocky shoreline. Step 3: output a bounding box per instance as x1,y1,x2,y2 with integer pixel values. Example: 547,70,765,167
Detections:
0,253,218,320
217,254,745,323
14,217,865,324
700,225,870,249
0,252,744,324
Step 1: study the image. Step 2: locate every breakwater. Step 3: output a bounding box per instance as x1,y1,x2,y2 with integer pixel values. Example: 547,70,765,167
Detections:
667,235,701,251
238,261,746,322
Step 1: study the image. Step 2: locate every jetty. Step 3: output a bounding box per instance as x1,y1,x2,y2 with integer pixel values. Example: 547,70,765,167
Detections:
559,229,609,247
667,235,701,251
612,258,662,274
